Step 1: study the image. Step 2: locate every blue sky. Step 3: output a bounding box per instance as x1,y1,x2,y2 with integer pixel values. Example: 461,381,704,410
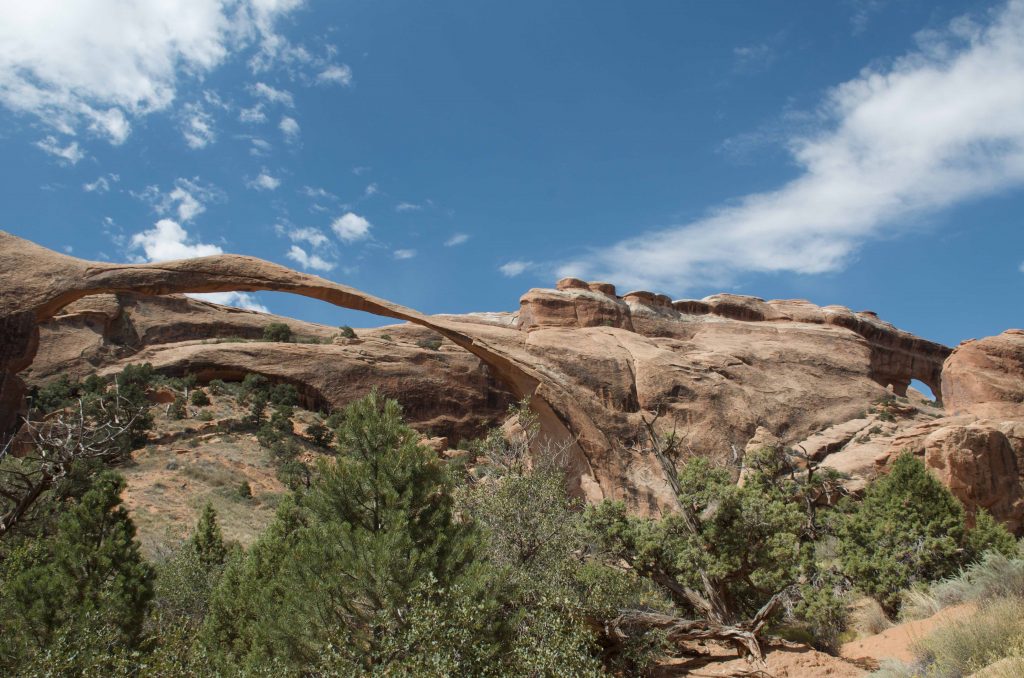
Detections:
1,0,1021,347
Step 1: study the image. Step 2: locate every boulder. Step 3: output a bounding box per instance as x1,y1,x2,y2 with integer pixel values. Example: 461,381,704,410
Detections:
943,330,1024,419
923,423,1024,532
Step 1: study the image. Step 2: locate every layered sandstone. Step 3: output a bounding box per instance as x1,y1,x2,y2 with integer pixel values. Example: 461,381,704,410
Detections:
6,231,1022,522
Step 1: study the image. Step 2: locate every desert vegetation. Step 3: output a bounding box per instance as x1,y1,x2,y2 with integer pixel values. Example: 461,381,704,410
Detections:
1,366,1021,676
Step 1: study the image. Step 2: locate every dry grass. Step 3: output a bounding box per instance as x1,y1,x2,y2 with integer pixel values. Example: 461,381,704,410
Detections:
911,597,1024,677
901,551,1024,622
851,596,893,636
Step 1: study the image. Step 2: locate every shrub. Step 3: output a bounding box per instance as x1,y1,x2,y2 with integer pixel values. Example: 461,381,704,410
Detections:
338,325,357,339
262,322,293,343
964,509,1018,561
305,421,333,448
914,597,1024,676
835,453,966,613
190,389,211,407
417,336,443,351
380,334,393,342
169,394,187,420
235,481,253,500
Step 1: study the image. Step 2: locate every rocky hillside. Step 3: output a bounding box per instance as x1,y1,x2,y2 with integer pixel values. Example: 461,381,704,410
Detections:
3,230,1023,529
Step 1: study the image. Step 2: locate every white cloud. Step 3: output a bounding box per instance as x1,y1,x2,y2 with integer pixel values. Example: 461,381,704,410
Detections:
445,233,469,247
331,212,371,242
248,170,281,191
181,102,216,149
249,81,294,107
285,226,330,248
83,173,119,193
279,115,300,141
395,202,422,212
129,219,222,262
248,137,272,156
317,64,353,86
239,104,267,123
133,178,220,223
561,1,1024,292
393,249,417,260
286,244,334,271
0,1,302,145
35,136,84,164
302,186,336,200
364,182,379,197
1019,260,1024,273
500,260,532,277
190,292,269,313
127,219,269,312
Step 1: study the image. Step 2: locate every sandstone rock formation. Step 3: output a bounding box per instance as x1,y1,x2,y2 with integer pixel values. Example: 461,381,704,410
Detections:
942,330,1024,419
6,231,1022,522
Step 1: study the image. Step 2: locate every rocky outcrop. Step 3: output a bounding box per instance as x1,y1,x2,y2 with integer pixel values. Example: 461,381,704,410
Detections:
922,423,1024,531
942,330,1024,419
520,280,951,400
5,232,1020,522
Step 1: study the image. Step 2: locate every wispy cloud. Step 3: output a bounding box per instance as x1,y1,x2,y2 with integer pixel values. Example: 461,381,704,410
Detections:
500,260,532,277
560,1,1024,293
83,173,120,193
247,169,281,191
317,64,353,86
180,101,216,149
35,136,84,164
286,244,334,271
445,233,469,247
249,81,294,107
132,178,222,223
393,249,416,260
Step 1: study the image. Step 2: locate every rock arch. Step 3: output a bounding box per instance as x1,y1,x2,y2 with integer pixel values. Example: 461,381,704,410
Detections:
0,231,606,500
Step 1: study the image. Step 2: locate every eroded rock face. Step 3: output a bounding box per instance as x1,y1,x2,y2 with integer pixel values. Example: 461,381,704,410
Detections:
521,283,950,400
6,232,1018,522
943,330,1024,419
923,424,1024,532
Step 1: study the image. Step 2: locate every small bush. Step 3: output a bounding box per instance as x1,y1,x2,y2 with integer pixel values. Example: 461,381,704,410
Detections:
262,323,292,343
338,325,357,339
169,394,187,420
190,390,210,407
850,597,893,636
236,481,253,500
196,411,214,422
305,421,333,448
380,334,393,342
416,336,443,351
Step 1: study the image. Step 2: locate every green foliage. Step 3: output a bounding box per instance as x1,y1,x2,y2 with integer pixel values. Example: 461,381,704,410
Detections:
261,322,293,343
200,392,486,672
243,392,268,429
304,420,333,448
28,375,78,414
192,503,227,569
190,389,210,407
380,333,393,341
338,325,357,339
236,481,253,500
0,473,153,670
965,509,1018,561
587,454,804,619
835,453,965,613
416,336,443,351
269,383,298,407
169,393,187,420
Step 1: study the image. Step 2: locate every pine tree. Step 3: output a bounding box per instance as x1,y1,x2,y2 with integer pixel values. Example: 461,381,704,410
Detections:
200,391,486,672
835,453,966,612
191,502,227,569
3,473,154,661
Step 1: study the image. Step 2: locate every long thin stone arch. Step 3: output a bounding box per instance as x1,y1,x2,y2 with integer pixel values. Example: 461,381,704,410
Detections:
0,231,605,500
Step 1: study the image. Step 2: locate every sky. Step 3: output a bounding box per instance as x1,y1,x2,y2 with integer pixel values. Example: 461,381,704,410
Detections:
0,0,1022,348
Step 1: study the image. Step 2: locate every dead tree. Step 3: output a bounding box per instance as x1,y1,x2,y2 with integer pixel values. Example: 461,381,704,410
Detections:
0,392,144,538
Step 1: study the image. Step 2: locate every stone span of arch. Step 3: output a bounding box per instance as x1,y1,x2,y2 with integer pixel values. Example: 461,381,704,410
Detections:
0,231,605,500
